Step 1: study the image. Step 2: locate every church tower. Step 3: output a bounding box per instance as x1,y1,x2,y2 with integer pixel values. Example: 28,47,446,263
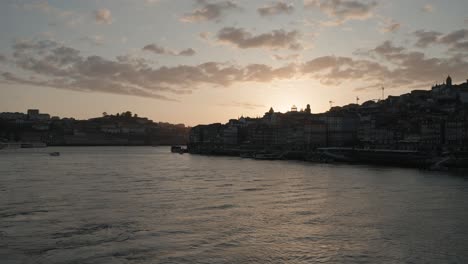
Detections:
446,75,452,86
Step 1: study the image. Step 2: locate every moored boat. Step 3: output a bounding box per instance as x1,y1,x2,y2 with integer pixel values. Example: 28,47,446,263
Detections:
171,146,182,153
317,148,432,167
171,146,188,153
253,152,283,160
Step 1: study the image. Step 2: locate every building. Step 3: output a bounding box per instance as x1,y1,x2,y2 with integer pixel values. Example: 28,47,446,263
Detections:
0,112,26,120
27,109,50,121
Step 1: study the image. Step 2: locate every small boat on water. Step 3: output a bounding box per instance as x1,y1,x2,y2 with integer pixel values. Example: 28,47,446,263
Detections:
49,152,60,156
171,146,182,153
240,152,255,158
171,146,188,154
253,152,283,160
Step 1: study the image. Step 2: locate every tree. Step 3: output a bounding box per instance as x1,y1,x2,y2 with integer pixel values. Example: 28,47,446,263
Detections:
123,111,132,118
102,112,108,117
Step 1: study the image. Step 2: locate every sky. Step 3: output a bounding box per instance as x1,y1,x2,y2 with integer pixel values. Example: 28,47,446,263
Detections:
0,0,467,126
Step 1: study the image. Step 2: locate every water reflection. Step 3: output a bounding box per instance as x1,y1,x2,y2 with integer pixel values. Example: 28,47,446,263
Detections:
1,147,467,263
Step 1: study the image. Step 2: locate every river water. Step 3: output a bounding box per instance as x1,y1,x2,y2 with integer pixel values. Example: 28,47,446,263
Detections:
1,147,468,264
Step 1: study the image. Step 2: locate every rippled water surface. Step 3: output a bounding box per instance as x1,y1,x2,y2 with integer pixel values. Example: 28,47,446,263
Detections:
1,147,468,263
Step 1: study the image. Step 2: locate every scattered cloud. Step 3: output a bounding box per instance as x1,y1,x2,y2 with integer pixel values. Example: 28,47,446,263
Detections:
216,27,302,50
143,44,196,56
303,43,468,90
305,0,377,25
413,29,468,52
413,30,443,48
3,38,468,101
1,40,296,101
199,31,212,40
301,55,387,86
180,0,239,23
116,55,155,66
380,19,401,33
439,29,468,51
272,54,300,61
80,35,105,46
258,1,294,17
178,48,197,56
94,9,112,24
364,40,468,88
421,4,434,13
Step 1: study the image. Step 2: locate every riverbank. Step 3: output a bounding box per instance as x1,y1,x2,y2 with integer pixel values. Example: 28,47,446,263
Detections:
188,148,468,171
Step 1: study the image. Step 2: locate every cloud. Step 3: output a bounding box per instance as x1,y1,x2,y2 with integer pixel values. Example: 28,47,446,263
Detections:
3,39,468,101
300,39,468,91
439,30,468,44
1,40,298,101
413,29,468,52
178,48,197,56
421,4,434,13
199,31,212,40
413,30,443,48
143,44,196,56
305,0,377,24
216,27,302,50
180,0,239,23
367,41,468,89
272,54,300,61
80,35,105,46
439,29,468,52
380,20,401,33
0,54,6,63
94,9,112,24
258,1,294,16
301,55,387,86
